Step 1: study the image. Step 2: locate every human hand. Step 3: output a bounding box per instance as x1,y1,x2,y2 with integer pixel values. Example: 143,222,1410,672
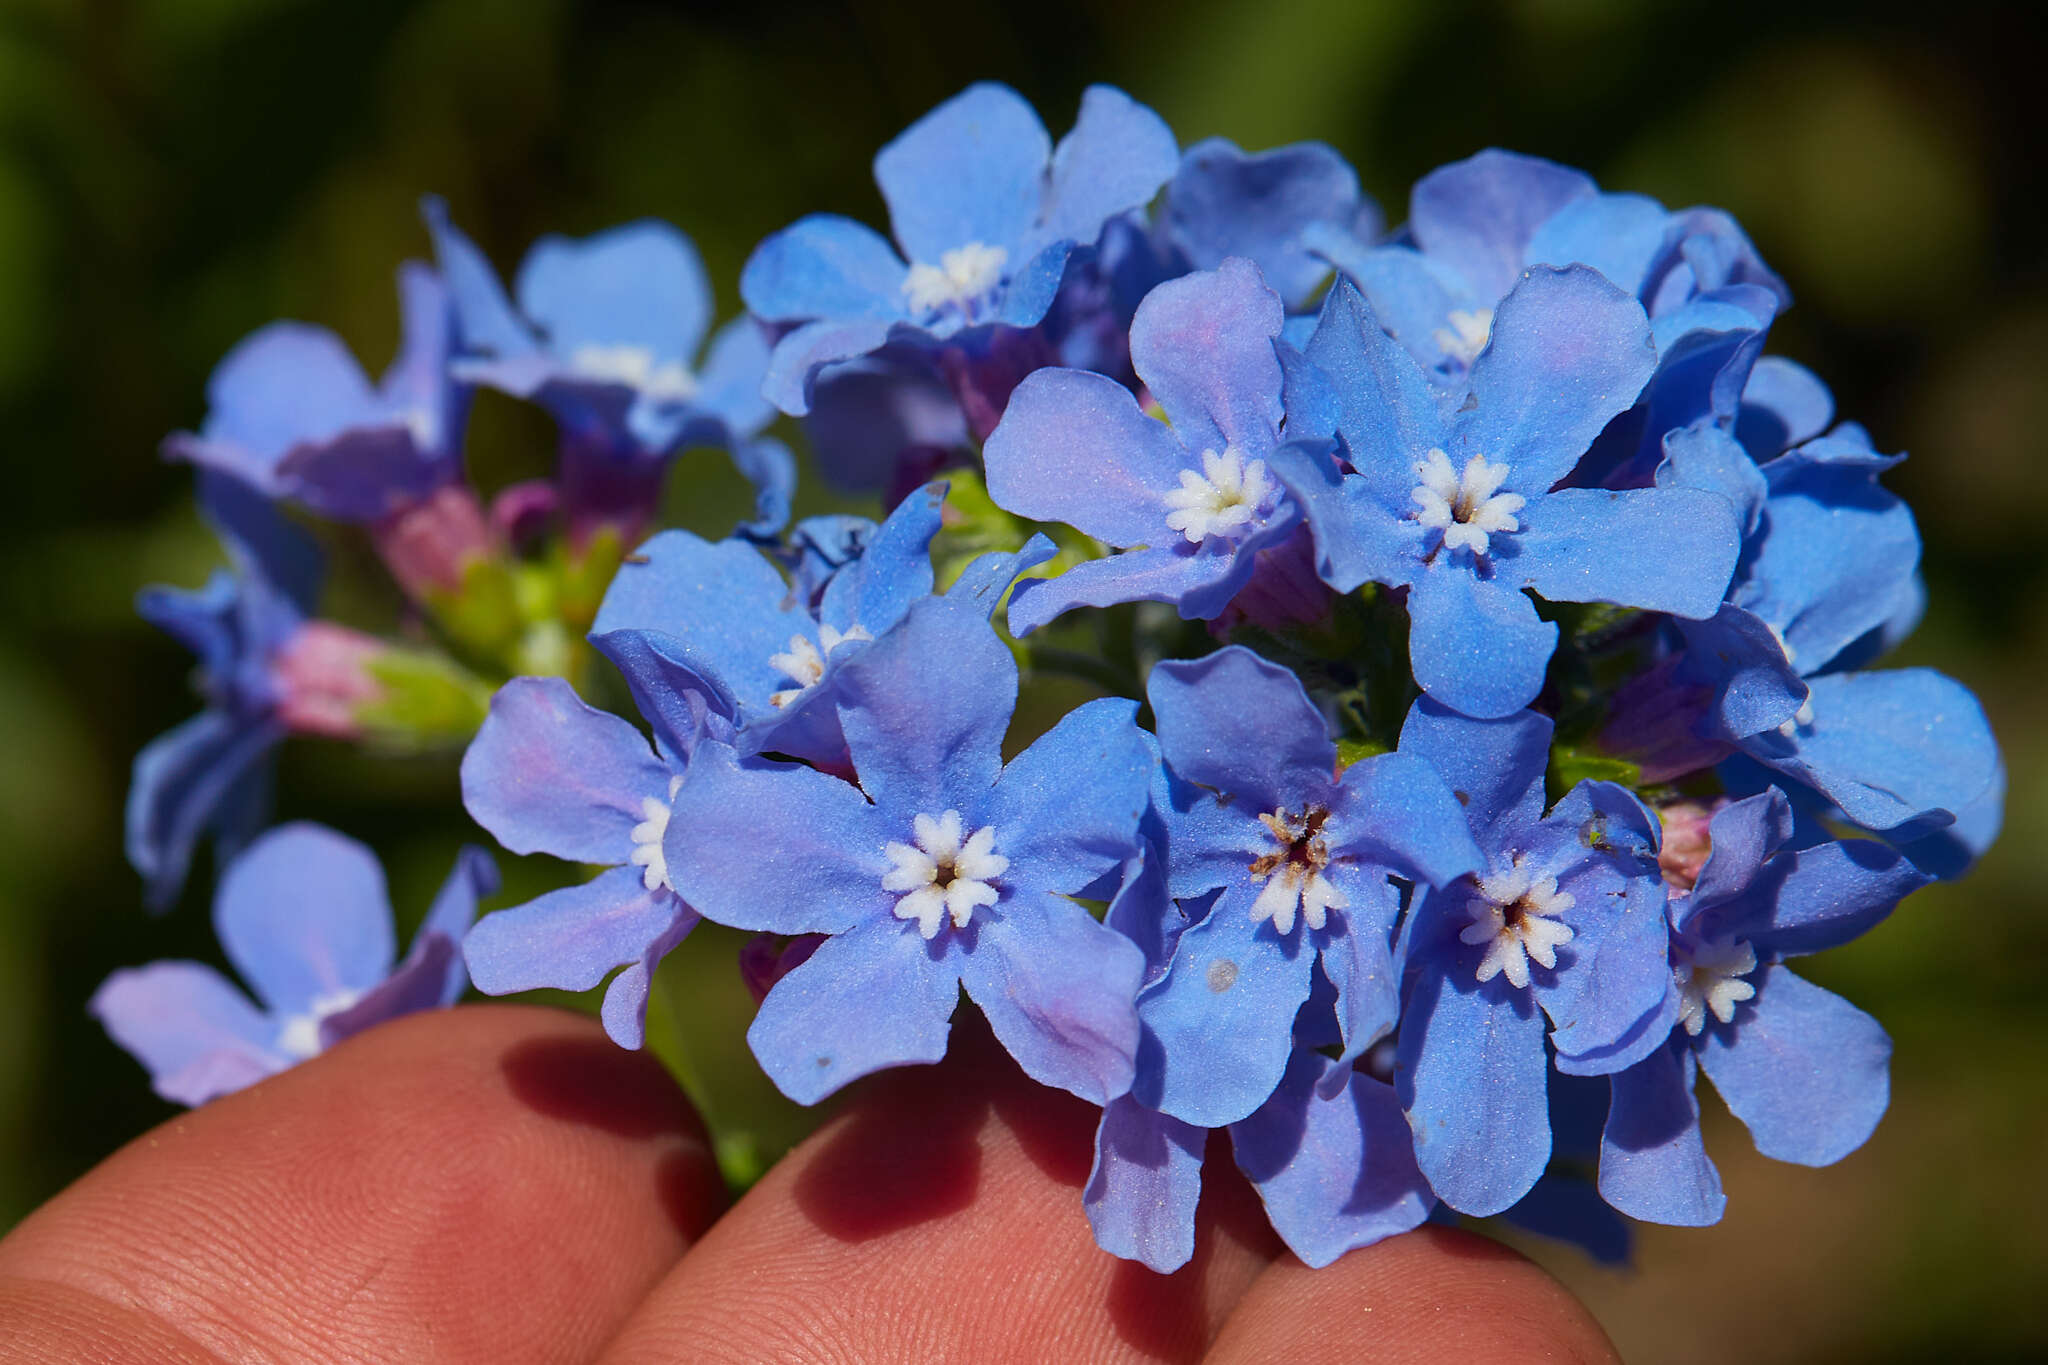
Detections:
0,1006,1618,1363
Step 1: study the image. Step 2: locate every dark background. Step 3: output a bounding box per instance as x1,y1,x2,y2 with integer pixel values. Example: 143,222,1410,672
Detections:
2,2,2043,1358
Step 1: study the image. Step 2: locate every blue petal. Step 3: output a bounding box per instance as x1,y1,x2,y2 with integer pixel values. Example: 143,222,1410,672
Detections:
378,260,463,430
198,470,323,617
136,573,240,681
760,317,901,417
874,82,1050,263
1696,964,1889,1166
1040,84,1178,252
1408,149,1597,302
187,321,382,463
834,592,1015,815
420,196,538,357
801,353,968,496
1499,1175,1632,1266
1598,1043,1724,1226
415,844,499,1004
1898,756,2004,881
1134,882,1316,1127
1673,605,1807,741
1456,266,1657,497
1148,646,1336,814
273,424,447,524
1329,750,1486,889
214,823,395,1015
818,480,945,635
1395,956,1553,1216
1303,278,1449,509
985,366,1191,547
515,218,712,367
1656,420,1767,537
1736,355,1833,460
1167,138,1372,309
463,864,682,995
661,744,881,935
993,242,1072,329
691,316,778,443
1085,1096,1207,1273
460,677,670,865
321,934,460,1049
90,962,283,1107
1684,788,1795,919
1395,697,1551,841
1524,192,1673,296
748,916,963,1104
983,697,1150,892
961,891,1145,1104
1405,567,1557,720
728,435,797,541
1005,544,1241,634
1743,668,1999,836
740,213,910,324
590,530,813,721
599,907,702,1049
1264,442,1422,595
1326,244,1478,375
1516,486,1740,618
1231,1053,1434,1268
1717,837,1929,960
1314,871,1404,1088
1128,259,1286,462
126,710,282,912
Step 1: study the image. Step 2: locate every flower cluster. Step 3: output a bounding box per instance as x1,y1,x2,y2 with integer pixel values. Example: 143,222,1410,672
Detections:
102,83,2000,1276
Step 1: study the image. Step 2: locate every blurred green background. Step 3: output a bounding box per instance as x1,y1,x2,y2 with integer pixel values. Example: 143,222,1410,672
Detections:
2,0,2042,1358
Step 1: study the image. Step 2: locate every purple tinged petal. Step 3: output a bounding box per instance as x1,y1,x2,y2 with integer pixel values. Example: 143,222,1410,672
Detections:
460,677,669,865
661,744,882,935
961,892,1144,1104
1720,837,1929,960
801,355,967,496
1456,266,1657,496
984,366,1192,547
412,844,499,1005
463,865,683,996
1135,883,1316,1127
320,934,458,1048
1327,244,1477,375
1685,789,1795,919
1516,485,1740,618
420,196,537,358
1085,1096,1207,1273
188,322,382,462
1394,959,1554,1217
515,219,712,366
1598,1044,1724,1225
834,592,1014,815
213,823,395,1015
874,82,1050,263
197,470,324,618
1395,697,1552,841
761,318,901,417
1128,259,1286,462
1674,605,1808,742
1040,85,1177,251
984,698,1150,892
1007,546,1236,635
90,962,283,1107
1149,647,1336,813
748,917,963,1104
1697,964,1889,1166
126,710,282,912
1168,138,1372,309
599,906,702,1049
1409,150,1598,302
1405,568,1558,720
1231,1054,1434,1268
740,213,911,324
273,425,448,524
1524,192,1672,296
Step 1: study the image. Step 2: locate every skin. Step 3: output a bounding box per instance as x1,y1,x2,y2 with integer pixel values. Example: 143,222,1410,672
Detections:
0,1005,1618,1363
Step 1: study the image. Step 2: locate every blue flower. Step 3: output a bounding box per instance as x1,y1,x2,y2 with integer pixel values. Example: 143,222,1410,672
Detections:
458,673,706,1048
1162,138,1381,312
1132,646,1481,1128
986,259,1310,631
1393,700,1675,1216
654,545,1152,1106
1597,790,1928,1226
740,82,1177,416
93,822,495,1106
164,264,468,524
128,475,322,910
586,481,949,770
1275,269,1743,718
422,198,791,538
798,347,969,499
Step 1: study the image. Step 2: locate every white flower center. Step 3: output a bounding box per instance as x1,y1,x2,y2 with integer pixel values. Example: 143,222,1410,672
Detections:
570,344,699,402
1461,854,1576,989
901,242,1009,316
1432,308,1493,365
1163,446,1273,544
882,809,1009,939
1247,806,1348,936
769,623,872,708
1411,448,1525,556
1673,936,1758,1035
628,774,686,893
275,987,366,1061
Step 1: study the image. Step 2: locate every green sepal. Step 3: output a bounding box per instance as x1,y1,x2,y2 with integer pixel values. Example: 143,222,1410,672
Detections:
355,646,496,752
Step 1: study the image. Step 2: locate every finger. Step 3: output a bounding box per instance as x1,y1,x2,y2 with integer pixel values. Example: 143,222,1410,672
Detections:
0,1004,726,1364
1201,1225,1620,1364
596,1014,1283,1364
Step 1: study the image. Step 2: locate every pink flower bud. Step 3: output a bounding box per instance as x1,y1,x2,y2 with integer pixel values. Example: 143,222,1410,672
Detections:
269,622,388,740
371,483,492,599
